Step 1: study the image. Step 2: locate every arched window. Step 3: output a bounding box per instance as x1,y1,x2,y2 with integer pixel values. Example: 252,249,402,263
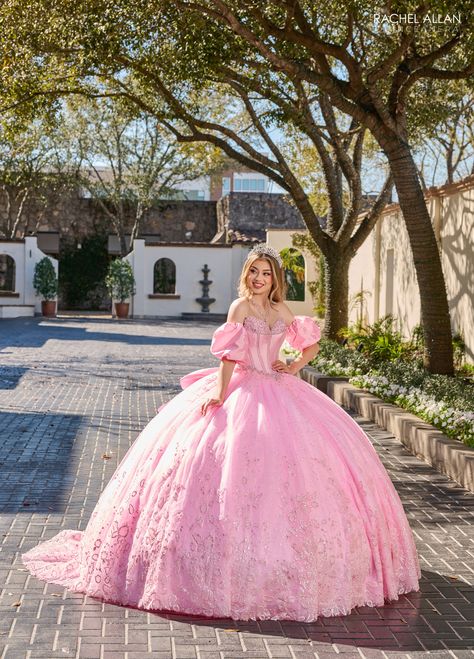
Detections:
280,247,305,301
153,258,176,294
0,255,15,293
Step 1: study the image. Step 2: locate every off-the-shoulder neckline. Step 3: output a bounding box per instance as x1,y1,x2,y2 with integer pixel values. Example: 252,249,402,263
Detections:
224,315,300,331
224,314,313,330
244,315,288,332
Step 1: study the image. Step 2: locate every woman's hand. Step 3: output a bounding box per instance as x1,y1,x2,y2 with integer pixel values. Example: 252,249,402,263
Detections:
201,395,224,416
271,360,298,375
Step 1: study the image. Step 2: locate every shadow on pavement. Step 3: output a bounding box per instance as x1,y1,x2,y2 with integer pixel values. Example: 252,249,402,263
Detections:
0,410,82,513
0,366,29,389
0,317,211,350
157,572,474,652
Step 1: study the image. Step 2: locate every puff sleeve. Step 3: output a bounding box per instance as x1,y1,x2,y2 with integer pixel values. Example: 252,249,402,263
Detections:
210,322,248,364
285,315,321,351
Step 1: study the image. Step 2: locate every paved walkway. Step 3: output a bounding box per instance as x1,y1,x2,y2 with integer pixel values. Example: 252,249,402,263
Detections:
0,316,473,659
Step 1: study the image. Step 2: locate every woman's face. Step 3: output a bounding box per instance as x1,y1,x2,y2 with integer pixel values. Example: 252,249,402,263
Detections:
247,258,273,298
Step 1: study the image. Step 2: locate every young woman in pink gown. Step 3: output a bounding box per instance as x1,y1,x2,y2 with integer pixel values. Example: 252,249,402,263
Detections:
23,244,420,621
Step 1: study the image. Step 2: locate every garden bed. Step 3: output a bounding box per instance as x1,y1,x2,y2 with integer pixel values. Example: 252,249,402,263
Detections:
285,315,474,491
300,332,474,448
299,366,474,493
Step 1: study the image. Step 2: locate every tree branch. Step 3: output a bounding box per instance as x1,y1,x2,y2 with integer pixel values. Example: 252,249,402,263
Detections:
350,172,394,252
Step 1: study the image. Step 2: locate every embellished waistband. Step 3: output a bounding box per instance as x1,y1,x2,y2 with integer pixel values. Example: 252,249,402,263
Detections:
236,364,284,381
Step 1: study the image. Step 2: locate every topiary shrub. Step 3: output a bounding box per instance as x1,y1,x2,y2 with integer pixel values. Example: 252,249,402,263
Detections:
33,257,58,301
105,259,136,303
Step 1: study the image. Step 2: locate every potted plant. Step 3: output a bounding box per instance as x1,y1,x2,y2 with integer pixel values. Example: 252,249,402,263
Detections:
33,257,58,317
105,259,136,319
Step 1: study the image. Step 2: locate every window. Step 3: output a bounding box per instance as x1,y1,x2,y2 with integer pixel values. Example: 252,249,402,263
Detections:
280,248,305,302
183,190,206,201
153,258,176,294
0,255,15,293
222,177,231,195
234,177,266,192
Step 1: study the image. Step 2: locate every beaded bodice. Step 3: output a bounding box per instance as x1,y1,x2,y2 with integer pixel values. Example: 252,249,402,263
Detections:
241,315,288,375
210,314,321,378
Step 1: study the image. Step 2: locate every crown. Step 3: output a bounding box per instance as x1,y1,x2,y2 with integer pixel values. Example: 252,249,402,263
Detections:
247,243,283,267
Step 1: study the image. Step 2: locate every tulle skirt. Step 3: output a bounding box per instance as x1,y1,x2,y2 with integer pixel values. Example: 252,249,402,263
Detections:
23,366,420,621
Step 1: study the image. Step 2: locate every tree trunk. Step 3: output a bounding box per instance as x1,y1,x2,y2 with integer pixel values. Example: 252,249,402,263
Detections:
118,227,128,257
322,251,351,340
384,142,453,375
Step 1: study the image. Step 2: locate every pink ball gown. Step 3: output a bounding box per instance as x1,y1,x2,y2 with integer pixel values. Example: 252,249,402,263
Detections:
22,315,420,621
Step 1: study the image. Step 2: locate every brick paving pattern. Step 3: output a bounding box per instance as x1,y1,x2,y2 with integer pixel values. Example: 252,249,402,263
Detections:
0,316,473,659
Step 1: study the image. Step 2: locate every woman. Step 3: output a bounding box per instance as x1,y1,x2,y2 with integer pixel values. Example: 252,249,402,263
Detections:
23,243,420,622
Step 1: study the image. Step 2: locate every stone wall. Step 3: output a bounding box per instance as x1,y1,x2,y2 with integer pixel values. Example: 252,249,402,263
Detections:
143,201,216,242
1,183,303,248
0,186,217,245
0,187,106,244
216,193,305,242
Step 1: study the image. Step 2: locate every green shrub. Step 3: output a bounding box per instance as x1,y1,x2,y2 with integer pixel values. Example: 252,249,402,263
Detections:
33,257,58,301
338,315,410,363
300,319,474,447
105,259,136,303
304,339,371,376
351,365,474,447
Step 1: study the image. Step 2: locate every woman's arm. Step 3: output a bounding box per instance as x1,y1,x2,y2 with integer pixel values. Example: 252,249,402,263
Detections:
272,302,320,375
201,298,248,415
272,342,320,375
215,359,236,401
287,343,320,375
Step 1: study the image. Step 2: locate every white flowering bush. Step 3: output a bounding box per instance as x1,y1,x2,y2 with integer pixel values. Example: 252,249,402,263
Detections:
302,340,474,447
350,372,474,447
306,339,372,376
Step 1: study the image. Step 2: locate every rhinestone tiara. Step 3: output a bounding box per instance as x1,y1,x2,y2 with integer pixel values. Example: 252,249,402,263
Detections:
247,243,283,267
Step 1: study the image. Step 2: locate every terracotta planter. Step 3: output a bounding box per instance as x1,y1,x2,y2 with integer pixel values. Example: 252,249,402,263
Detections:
115,302,130,319
41,300,57,317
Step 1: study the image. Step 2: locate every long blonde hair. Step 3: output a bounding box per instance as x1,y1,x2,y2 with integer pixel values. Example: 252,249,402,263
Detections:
238,253,287,306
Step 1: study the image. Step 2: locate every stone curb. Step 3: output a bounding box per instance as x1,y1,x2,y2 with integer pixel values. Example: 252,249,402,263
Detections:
300,366,474,493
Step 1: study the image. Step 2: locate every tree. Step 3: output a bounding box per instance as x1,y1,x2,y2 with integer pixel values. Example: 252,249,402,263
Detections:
414,83,474,187
2,1,473,373
54,98,206,255
151,1,472,375
0,118,67,238
0,3,393,337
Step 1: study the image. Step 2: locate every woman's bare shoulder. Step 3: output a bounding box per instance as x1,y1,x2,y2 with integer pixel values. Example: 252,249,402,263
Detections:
227,297,251,323
274,300,295,323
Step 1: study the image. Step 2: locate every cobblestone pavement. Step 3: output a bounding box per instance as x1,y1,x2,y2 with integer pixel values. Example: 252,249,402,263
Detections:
0,316,473,659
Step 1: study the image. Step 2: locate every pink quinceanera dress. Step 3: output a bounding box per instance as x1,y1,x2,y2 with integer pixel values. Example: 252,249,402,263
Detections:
23,315,420,621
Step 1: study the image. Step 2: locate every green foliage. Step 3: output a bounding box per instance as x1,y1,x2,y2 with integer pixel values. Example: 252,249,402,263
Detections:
59,234,109,309
33,257,58,300
350,363,474,447
105,259,136,303
307,338,372,376
458,362,474,377
290,233,325,316
338,315,408,362
314,317,465,372
0,114,74,239
452,332,466,369
307,323,474,445
280,247,305,301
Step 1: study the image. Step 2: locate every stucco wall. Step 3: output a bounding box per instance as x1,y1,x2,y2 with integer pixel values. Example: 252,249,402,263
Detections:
0,237,59,314
126,241,249,318
348,177,474,363
440,185,474,362
346,226,378,326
